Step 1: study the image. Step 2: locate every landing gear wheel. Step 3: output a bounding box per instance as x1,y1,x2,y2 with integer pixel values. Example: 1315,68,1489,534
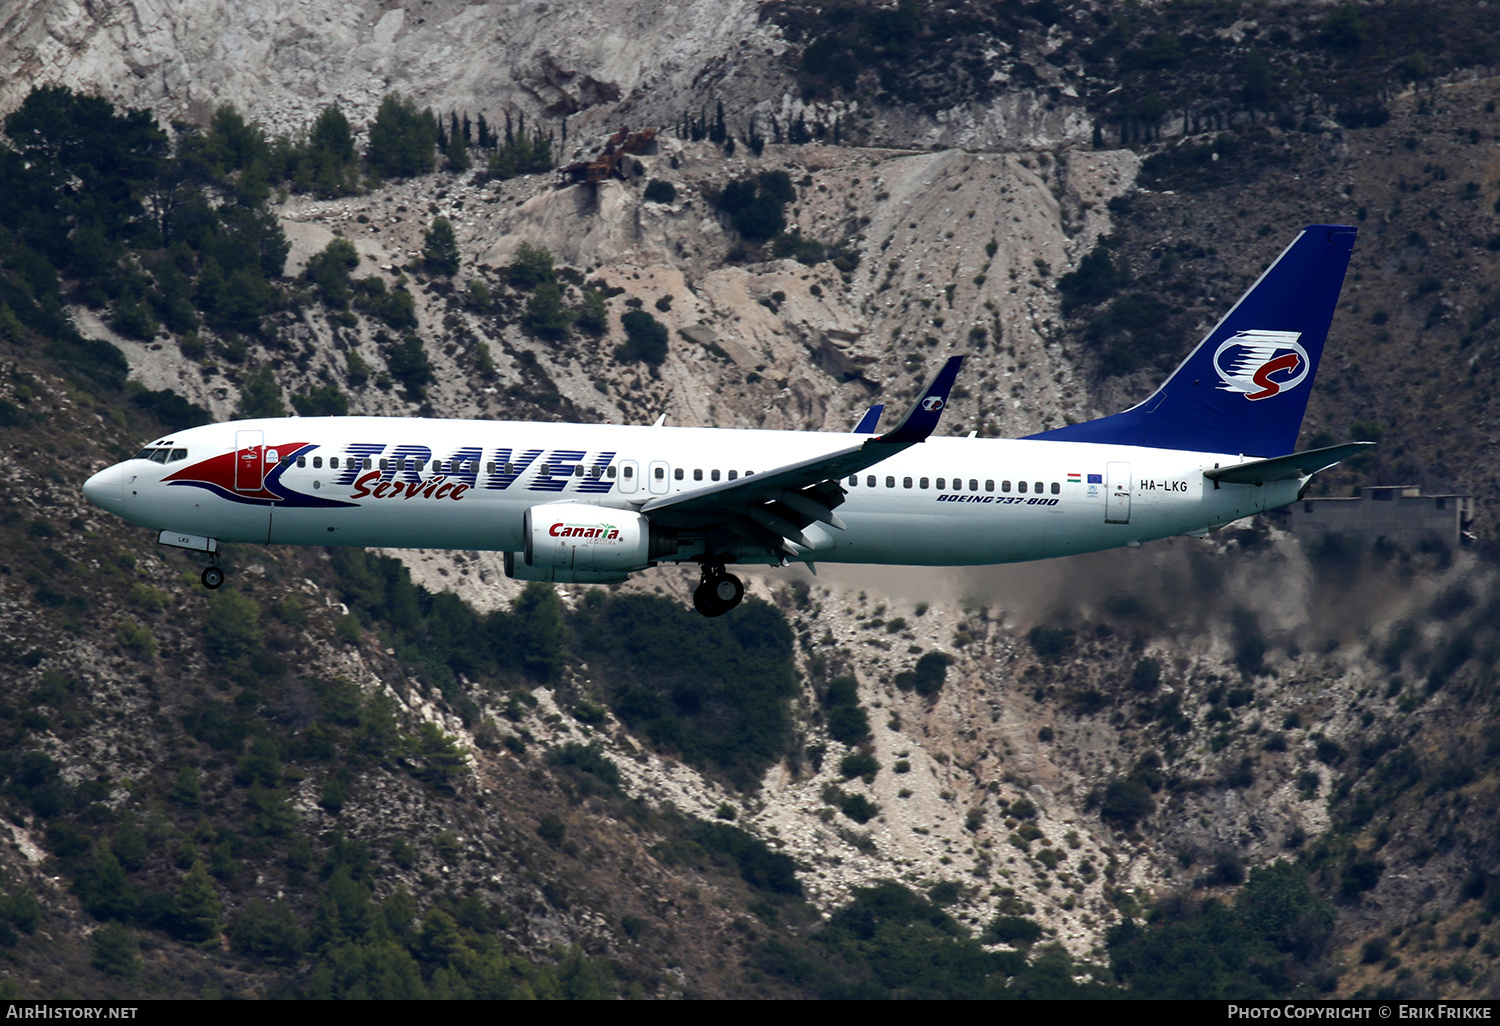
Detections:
713,573,744,608
201,566,224,590
693,567,744,617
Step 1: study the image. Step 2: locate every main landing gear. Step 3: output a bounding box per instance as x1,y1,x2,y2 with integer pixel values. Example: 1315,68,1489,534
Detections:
693,563,744,617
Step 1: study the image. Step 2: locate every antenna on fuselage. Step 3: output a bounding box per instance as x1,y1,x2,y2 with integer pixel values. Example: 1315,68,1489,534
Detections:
651,413,666,427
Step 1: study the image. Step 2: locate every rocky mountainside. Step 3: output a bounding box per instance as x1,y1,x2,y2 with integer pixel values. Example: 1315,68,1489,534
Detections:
4,0,1500,1000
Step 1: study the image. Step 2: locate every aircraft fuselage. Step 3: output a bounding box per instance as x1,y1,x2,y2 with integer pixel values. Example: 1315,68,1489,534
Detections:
85,416,1295,567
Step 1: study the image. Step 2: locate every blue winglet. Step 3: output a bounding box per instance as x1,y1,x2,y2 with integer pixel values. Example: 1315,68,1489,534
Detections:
877,355,965,444
852,405,884,433
1027,225,1357,457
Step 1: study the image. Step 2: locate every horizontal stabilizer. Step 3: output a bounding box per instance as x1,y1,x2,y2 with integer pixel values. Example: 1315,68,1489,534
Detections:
1204,441,1375,484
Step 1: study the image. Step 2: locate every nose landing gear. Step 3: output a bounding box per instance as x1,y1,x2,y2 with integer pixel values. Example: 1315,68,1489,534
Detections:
692,563,744,617
200,552,224,590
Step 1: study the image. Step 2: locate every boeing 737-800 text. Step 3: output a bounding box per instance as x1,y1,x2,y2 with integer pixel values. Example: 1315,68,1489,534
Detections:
84,225,1368,616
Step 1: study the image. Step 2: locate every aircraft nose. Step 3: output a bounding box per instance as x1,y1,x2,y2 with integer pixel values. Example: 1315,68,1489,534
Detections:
83,464,124,515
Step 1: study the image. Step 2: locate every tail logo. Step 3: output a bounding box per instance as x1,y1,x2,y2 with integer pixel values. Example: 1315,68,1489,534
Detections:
921,397,945,411
1213,330,1309,401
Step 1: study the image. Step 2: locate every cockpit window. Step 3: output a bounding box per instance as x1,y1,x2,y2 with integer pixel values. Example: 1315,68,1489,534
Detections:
148,449,171,464
135,448,156,461
169,449,187,463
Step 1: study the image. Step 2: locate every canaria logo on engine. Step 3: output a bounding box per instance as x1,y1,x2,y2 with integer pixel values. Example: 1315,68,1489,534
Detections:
1213,330,1309,401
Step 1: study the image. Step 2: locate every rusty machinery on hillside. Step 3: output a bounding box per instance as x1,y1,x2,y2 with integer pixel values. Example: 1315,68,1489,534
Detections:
559,127,658,185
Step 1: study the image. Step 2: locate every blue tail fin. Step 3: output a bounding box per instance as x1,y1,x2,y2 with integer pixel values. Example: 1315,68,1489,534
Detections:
1027,225,1356,457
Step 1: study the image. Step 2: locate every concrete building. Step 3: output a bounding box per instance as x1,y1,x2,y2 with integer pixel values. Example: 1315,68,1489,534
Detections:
1266,485,1475,549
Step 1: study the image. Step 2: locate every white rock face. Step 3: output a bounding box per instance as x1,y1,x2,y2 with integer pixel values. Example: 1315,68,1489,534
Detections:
0,0,772,143
0,0,1090,152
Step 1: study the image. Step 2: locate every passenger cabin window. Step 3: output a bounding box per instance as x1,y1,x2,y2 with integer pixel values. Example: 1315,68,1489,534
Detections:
1050,482,1059,494
363,458,373,470
711,470,721,482
919,477,929,489
886,476,895,488
936,477,945,490
969,479,978,491
314,457,323,469
674,468,683,480
654,467,664,480
330,457,339,469
1002,480,1011,492
297,457,307,468
1034,481,1043,493
696,470,705,481
606,466,616,478
1018,481,1027,493
623,466,634,479
728,470,738,480
985,480,994,492
903,477,913,489
379,459,389,471
587,466,597,478
867,475,876,487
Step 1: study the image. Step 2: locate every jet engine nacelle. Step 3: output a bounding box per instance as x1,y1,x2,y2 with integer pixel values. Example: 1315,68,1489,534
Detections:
521,502,675,576
503,551,631,584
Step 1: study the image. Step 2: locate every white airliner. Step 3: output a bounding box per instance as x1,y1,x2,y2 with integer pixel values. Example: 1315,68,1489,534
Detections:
84,225,1368,616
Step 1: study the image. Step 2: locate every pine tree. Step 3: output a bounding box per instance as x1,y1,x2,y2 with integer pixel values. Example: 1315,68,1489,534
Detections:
173,862,222,945
422,218,461,276
366,94,438,179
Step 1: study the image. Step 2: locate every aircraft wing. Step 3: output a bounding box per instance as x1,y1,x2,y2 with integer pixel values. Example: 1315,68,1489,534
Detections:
1203,441,1375,485
639,356,964,555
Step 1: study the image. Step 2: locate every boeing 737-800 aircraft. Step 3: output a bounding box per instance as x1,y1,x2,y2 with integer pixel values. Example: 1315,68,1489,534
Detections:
84,225,1367,616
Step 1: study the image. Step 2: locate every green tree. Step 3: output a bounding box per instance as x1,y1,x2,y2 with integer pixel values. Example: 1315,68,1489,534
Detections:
303,105,359,197
366,95,438,180
171,765,202,809
235,365,287,419
305,237,359,307
422,217,460,276
232,899,307,966
510,583,569,682
382,334,435,398
507,242,555,290
522,282,571,340
716,170,795,242
172,862,222,945
575,288,608,335
90,922,140,979
76,843,139,923
617,309,669,366
291,384,350,417
204,589,263,662
3,85,168,246
443,128,471,173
